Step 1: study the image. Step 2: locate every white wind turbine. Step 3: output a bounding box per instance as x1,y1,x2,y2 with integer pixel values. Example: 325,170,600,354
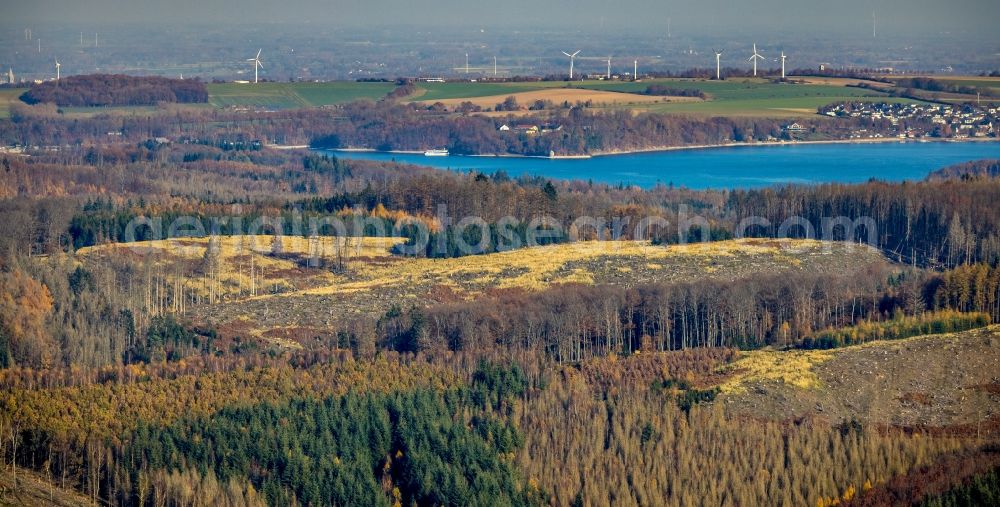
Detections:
748,43,765,77
562,50,581,79
606,56,612,79
778,51,787,79
713,49,723,80
247,49,263,84
54,58,61,81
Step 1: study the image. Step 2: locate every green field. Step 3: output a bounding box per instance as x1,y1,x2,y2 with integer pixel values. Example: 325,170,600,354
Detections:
410,81,553,101
0,88,23,119
407,78,915,117
933,78,1000,95
0,82,396,118
0,77,928,120
206,81,397,109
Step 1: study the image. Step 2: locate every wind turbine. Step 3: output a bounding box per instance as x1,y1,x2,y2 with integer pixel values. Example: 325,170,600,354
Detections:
606,56,612,79
748,43,765,77
494,56,497,76
247,49,263,84
54,58,60,81
779,51,787,79
562,50,581,79
713,49,723,80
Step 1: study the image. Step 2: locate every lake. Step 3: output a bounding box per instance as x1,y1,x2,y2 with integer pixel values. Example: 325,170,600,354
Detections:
328,141,1000,189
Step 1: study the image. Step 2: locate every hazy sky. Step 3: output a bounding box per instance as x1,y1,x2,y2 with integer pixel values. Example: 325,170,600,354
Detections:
5,0,1000,37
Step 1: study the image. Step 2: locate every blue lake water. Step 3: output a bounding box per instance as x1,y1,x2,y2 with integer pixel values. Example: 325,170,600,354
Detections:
328,141,1000,189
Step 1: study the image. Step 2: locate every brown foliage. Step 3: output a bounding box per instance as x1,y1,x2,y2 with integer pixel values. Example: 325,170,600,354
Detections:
0,269,55,368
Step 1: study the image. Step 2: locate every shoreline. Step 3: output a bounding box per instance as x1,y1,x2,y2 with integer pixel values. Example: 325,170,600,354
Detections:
302,136,999,159
589,137,1000,157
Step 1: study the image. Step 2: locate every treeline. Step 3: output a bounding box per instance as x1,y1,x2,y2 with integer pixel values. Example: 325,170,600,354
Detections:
380,266,885,360
893,77,999,98
928,159,1000,181
379,261,1000,361
310,101,832,156
642,84,707,98
20,74,208,107
797,311,990,350
729,179,1000,267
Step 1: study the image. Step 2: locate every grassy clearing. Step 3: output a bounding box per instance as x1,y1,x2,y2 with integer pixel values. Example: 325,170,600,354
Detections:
206,81,396,109
719,348,835,393
720,325,1000,426
303,238,839,296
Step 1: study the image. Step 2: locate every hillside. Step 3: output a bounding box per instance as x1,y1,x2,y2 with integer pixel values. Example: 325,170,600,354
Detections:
723,325,1000,427
0,468,91,507
77,237,890,347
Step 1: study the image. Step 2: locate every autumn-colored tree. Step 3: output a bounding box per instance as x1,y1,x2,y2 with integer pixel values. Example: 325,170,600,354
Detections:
0,269,55,368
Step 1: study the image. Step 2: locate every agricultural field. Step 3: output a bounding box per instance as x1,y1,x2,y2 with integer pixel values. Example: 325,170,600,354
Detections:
407,81,553,101
78,237,889,346
0,78,917,119
206,81,397,109
406,77,917,117
413,87,692,109
580,78,917,116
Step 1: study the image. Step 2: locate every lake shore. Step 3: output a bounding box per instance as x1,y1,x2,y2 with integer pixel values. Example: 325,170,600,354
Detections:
307,136,998,159
588,137,1000,157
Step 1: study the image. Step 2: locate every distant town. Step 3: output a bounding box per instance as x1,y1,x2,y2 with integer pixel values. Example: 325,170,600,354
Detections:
818,102,997,140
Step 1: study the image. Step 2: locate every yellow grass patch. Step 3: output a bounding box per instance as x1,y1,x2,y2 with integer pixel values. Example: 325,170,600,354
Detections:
717,326,993,394
306,238,820,296
415,88,697,109
79,237,830,304
719,349,836,393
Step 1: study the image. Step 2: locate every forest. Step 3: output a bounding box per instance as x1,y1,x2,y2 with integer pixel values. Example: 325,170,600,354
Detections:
1,99,999,505
19,75,209,107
